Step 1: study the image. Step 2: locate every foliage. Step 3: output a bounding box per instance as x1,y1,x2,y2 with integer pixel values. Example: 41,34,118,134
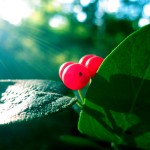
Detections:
0,0,137,80
0,1,150,149
0,80,76,124
78,24,150,149
0,24,150,149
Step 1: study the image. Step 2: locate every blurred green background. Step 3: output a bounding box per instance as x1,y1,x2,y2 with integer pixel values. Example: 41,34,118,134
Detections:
0,0,150,81
0,0,150,149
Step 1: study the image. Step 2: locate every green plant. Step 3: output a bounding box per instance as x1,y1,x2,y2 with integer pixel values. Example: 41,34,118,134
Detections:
0,24,150,150
78,24,150,150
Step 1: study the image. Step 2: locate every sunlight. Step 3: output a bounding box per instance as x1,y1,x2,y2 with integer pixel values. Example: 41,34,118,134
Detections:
138,18,150,27
0,0,32,25
49,15,69,29
80,0,91,7
77,12,87,22
143,4,150,17
57,0,74,4
100,0,121,13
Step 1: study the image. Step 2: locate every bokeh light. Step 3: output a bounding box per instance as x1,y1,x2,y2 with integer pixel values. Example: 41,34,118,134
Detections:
0,0,32,25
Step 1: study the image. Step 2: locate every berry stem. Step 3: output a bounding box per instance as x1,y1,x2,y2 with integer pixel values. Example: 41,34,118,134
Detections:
78,90,84,104
76,100,83,109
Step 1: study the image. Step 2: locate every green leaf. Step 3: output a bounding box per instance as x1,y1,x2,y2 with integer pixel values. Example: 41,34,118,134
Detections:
59,135,103,150
0,80,77,124
78,24,150,149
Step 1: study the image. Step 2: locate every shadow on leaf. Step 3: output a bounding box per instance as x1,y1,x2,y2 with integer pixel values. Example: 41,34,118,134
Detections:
82,73,150,149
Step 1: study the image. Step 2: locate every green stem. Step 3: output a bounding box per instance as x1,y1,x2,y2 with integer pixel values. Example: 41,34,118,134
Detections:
77,90,84,104
76,100,83,109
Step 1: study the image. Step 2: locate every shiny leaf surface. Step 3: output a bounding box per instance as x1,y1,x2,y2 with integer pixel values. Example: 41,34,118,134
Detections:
0,80,77,124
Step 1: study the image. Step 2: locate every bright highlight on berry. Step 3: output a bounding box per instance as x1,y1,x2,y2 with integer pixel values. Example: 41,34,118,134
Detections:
62,63,90,90
79,54,95,66
59,62,74,79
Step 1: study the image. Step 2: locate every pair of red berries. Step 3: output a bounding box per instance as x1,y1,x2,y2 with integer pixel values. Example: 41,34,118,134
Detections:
59,54,103,90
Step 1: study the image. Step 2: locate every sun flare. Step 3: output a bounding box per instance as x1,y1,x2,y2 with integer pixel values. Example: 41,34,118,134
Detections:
0,0,32,25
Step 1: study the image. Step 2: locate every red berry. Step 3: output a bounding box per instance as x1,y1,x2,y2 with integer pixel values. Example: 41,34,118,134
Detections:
62,63,90,90
59,62,74,79
85,56,103,77
79,54,95,66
